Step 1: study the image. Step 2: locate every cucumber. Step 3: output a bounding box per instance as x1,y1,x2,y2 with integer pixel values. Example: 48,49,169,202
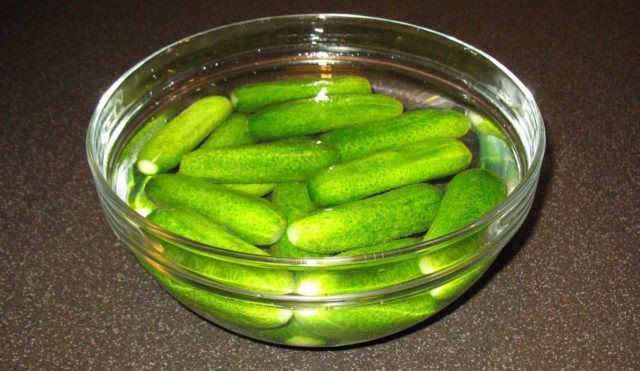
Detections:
419,169,507,300
146,207,266,255
336,237,422,257
219,182,274,197
422,168,507,242
247,94,403,140
468,111,519,190
230,75,372,113
144,174,286,245
257,318,327,347
145,207,296,295
198,113,254,150
294,290,440,343
308,138,472,207
140,260,293,329
180,139,339,183
287,183,442,254
136,95,232,175
320,109,470,160
269,182,326,258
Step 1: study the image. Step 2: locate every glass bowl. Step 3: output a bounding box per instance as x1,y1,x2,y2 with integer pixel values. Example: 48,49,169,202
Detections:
86,14,545,347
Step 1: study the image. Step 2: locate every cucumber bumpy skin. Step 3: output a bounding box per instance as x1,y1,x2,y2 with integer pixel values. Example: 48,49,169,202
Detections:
419,169,507,301
144,174,286,246
320,109,470,161
230,75,372,113
141,260,293,329
136,96,232,175
288,183,443,254
198,112,254,150
269,182,326,258
146,207,267,255
180,139,339,183
308,138,472,207
247,94,403,140
146,208,295,294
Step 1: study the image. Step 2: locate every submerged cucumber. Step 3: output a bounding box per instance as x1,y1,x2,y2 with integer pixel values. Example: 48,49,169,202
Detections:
140,260,293,329
146,207,266,255
144,174,286,245
419,169,507,301
294,290,440,343
230,75,372,113
137,96,232,175
248,94,403,140
288,183,442,253
308,138,472,207
320,109,470,160
180,139,339,183
269,182,326,258
198,113,254,150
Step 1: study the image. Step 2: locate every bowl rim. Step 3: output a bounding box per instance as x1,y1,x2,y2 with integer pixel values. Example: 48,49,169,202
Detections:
87,13,546,269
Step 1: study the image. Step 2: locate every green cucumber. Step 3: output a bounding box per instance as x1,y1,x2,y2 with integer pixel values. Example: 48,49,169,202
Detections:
294,291,440,343
144,174,286,245
230,75,372,113
308,138,472,207
220,183,274,197
257,318,327,347
247,94,403,140
337,237,422,257
419,169,507,300
180,139,339,183
468,111,519,190
136,95,232,175
146,207,266,255
288,183,442,254
140,260,293,329
320,109,470,160
269,182,326,258
198,113,254,150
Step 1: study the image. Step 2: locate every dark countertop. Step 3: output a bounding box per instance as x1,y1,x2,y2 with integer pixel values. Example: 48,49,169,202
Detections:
2,1,638,369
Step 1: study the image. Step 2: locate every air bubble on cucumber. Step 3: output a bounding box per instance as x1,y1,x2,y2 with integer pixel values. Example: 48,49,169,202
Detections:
320,108,470,161
136,95,232,175
230,75,372,113
248,94,403,140
308,138,472,207
288,183,442,254
219,183,274,197
144,174,286,245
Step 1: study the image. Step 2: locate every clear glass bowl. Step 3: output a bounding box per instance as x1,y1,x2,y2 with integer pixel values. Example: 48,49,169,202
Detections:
86,14,545,347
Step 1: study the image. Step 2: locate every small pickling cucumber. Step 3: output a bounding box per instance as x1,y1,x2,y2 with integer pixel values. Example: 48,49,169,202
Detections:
248,94,403,140
146,207,266,255
320,109,470,160
288,183,443,254
144,174,286,245
136,96,232,175
336,237,422,257
419,169,507,300
230,75,372,113
198,113,254,150
220,183,274,197
257,318,327,347
140,260,293,329
269,182,326,258
294,290,440,344
180,139,339,183
308,138,472,207
146,208,295,294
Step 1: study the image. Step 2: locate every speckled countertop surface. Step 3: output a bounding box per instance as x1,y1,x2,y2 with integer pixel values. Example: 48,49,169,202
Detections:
2,1,638,369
